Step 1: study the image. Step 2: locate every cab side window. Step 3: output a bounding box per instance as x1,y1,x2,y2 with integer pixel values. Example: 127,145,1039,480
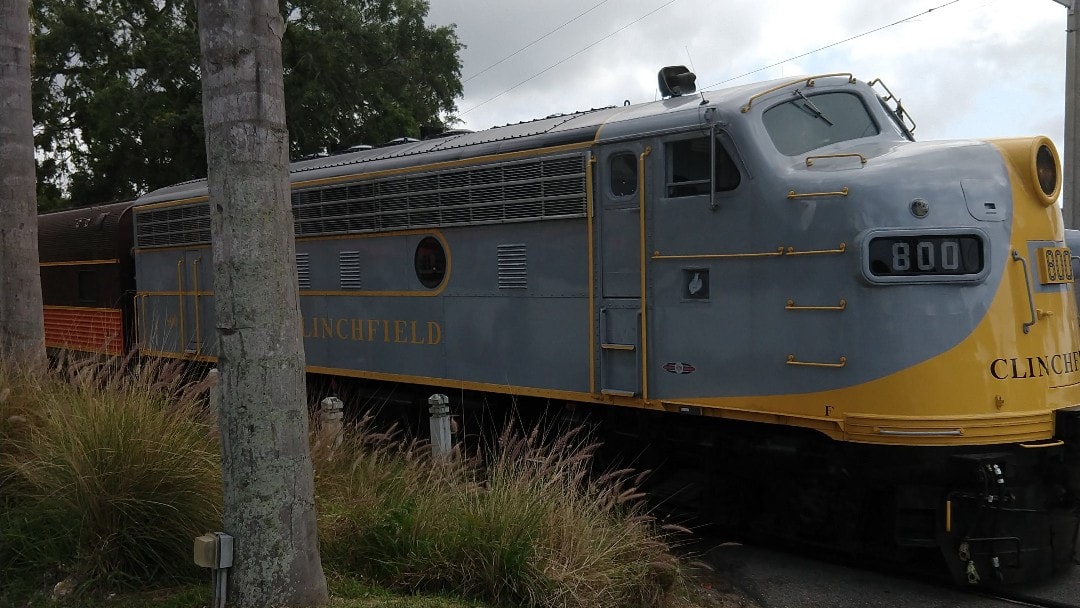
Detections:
666,136,741,198
610,153,637,197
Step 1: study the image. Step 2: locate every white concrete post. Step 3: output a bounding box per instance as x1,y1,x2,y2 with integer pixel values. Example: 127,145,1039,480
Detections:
319,396,344,449
428,393,451,459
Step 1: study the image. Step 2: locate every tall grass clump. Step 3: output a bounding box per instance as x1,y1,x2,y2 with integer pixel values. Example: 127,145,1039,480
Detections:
0,356,222,589
315,416,686,608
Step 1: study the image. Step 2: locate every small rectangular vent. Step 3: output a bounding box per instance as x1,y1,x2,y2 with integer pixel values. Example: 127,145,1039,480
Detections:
498,244,527,289
296,253,311,290
339,251,362,289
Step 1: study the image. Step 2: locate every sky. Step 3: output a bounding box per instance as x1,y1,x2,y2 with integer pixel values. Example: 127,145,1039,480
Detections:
425,0,1071,156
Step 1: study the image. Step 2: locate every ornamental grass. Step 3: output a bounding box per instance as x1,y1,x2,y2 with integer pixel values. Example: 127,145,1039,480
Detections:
0,356,222,591
314,415,687,608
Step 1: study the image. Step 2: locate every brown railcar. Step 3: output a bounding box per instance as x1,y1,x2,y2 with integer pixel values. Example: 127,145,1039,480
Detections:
37,201,137,355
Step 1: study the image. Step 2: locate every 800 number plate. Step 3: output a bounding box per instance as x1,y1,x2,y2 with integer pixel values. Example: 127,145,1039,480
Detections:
1036,246,1074,284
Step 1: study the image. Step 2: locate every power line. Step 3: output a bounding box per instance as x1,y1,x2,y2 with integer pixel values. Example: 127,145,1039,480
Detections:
464,0,612,83
701,0,963,90
461,0,682,116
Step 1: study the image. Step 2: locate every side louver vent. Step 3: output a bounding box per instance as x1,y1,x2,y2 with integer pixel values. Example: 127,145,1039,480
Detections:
292,152,587,237
339,251,362,289
134,202,211,248
497,244,527,289
296,253,311,290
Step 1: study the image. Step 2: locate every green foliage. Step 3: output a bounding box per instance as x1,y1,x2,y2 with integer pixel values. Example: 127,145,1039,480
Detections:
0,358,222,590
315,418,685,608
30,0,462,207
282,0,463,153
1,358,692,608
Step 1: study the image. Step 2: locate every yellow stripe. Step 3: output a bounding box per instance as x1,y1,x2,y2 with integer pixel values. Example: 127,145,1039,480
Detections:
132,244,207,254
135,195,209,212
138,291,212,297
299,290,440,298
305,365,598,403
43,305,120,312
295,227,449,243
40,259,119,267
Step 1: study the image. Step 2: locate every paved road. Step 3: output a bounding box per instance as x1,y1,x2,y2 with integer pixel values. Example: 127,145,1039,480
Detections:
703,542,1080,608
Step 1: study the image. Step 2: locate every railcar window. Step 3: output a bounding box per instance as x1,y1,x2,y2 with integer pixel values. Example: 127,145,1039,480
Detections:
414,237,447,288
77,270,98,304
610,153,637,197
763,91,879,156
666,136,741,197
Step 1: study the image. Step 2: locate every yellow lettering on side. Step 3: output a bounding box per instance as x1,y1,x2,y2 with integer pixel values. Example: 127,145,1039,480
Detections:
320,318,333,339
383,320,391,342
410,321,425,344
394,320,407,343
336,319,349,340
351,319,365,341
302,317,313,339
427,321,442,346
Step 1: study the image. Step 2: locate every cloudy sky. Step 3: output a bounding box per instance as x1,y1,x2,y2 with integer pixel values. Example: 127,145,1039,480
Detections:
425,0,1071,155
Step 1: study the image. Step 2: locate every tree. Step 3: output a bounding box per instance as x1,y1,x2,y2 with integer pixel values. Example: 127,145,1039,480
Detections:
32,0,462,207
195,0,327,605
0,0,47,370
281,0,462,153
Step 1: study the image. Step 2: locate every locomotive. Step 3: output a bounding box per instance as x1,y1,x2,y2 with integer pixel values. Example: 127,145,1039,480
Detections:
38,68,1080,585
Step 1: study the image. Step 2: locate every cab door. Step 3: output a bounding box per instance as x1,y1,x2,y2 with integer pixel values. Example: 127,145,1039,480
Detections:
595,144,649,396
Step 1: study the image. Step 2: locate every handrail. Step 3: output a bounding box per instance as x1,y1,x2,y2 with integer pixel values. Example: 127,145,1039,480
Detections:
877,428,962,437
653,247,785,261
638,148,652,400
1011,250,1038,334
653,243,846,260
805,153,867,167
786,354,847,368
193,257,202,354
786,299,847,311
785,243,847,256
788,187,849,199
176,259,185,351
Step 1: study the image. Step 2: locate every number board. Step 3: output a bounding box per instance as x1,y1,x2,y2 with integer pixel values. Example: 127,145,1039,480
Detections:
1036,246,1074,284
867,234,984,278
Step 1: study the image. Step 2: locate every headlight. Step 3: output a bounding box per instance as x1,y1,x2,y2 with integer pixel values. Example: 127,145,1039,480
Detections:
1031,137,1061,206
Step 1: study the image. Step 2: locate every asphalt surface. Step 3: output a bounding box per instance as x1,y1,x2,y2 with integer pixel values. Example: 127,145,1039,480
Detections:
703,542,1080,608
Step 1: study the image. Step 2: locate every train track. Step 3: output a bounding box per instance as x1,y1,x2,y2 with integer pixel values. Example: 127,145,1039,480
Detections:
973,590,1080,608
681,527,1080,608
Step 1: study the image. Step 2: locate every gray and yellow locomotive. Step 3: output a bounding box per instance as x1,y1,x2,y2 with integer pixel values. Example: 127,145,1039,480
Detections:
39,69,1080,585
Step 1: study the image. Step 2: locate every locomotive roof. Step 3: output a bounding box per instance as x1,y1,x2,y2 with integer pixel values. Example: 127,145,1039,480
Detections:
37,199,137,263
135,74,858,205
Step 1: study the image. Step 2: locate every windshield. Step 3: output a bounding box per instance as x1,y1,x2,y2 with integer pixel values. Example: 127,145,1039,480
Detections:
762,91,880,156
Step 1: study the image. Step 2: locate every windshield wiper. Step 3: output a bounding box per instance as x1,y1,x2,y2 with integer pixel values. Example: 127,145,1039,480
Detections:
794,90,833,127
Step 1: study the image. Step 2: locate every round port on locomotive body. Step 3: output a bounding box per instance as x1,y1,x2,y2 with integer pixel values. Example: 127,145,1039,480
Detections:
1035,144,1059,201
1032,136,1061,205
414,236,447,289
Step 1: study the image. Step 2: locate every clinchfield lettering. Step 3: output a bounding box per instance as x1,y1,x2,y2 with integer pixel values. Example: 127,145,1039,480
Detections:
990,350,1080,380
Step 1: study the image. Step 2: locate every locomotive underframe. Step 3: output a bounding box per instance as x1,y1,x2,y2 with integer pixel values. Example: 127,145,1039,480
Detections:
588,400,1080,587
